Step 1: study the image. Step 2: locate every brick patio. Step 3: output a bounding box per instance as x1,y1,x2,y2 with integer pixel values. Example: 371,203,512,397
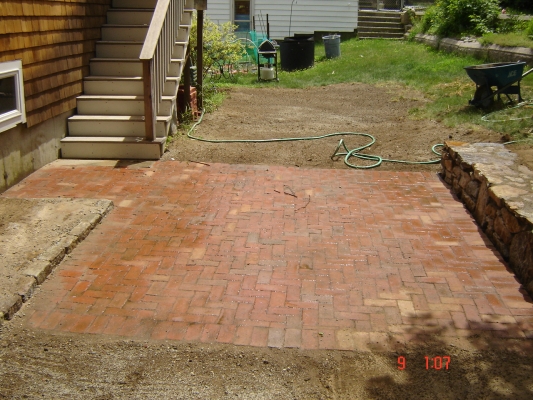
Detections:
4,160,533,350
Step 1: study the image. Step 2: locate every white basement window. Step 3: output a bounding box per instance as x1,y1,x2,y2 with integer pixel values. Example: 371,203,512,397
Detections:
0,60,26,133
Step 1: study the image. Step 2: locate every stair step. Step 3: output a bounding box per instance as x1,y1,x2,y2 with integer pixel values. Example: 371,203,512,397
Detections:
101,25,148,41
359,27,404,33
358,32,405,39
77,95,145,116
359,17,402,23
84,76,143,95
90,58,143,77
107,9,154,25
177,26,190,42
95,41,143,58
164,77,180,96
169,59,184,76
68,115,170,138
76,95,173,116
61,136,165,160
359,11,401,18
172,41,188,59
181,9,193,26
112,0,156,9
358,22,404,29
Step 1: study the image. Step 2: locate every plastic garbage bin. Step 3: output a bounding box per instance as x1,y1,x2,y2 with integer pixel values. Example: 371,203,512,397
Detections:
280,35,314,72
323,34,341,59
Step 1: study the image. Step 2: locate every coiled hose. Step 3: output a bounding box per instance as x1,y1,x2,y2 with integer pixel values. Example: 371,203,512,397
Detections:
187,110,444,169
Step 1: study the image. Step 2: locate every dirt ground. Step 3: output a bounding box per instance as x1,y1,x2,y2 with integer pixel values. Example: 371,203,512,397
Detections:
163,83,510,171
2,83,533,399
1,319,533,399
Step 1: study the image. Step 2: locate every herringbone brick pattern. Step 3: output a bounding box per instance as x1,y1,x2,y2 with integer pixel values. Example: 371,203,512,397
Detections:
5,160,533,350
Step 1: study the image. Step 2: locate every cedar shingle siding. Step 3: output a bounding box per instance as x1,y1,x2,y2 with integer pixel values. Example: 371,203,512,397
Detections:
0,0,112,127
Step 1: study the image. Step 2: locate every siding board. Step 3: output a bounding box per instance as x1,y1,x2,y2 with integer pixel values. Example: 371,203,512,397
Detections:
206,0,359,39
0,0,112,127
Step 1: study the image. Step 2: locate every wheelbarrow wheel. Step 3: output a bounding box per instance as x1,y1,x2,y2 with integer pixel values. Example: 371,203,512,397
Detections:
472,85,494,109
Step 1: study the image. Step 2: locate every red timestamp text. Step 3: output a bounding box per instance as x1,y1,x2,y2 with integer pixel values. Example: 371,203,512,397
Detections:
397,356,451,370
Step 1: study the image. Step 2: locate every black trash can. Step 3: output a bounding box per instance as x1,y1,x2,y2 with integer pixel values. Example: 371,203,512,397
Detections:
280,35,314,72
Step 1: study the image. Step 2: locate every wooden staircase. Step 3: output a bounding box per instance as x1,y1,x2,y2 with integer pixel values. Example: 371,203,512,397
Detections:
357,10,405,39
61,0,193,160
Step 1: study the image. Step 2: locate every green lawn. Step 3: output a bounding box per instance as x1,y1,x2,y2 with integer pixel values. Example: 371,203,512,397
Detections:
204,39,533,138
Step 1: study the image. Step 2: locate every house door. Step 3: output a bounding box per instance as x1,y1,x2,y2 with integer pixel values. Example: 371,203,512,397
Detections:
234,0,251,32
382,0,404,10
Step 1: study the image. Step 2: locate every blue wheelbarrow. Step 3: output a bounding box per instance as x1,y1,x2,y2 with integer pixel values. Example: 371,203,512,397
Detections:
464,61,533,108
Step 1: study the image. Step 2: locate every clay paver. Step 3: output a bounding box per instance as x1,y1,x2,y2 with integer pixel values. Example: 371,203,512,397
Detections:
4,160,533,349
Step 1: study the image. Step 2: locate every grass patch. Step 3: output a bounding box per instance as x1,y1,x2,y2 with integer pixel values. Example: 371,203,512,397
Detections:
480,32,533,49
203,38,533,138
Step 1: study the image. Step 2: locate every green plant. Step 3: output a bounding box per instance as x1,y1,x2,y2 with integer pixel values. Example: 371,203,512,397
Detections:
416,0,501,37
496,13,528,34
480,32,533,49
527,19,533,37
189,14,244,80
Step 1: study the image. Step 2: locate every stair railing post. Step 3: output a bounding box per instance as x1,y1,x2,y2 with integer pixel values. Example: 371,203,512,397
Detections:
194,0,207,111
142,59,156,141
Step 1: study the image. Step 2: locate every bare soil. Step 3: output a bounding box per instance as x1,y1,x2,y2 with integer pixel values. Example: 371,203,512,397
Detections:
163,83,504,171
1,83,533,399
1,320,533,399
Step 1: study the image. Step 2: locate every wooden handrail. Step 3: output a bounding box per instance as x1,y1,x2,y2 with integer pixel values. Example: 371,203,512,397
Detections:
140,0,185,141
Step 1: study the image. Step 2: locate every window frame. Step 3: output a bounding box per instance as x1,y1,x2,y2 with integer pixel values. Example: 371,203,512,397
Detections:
0,60,26,133
233,0,252,33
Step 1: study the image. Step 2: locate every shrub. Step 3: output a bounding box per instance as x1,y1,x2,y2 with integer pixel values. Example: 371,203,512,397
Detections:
527,19,533,37
496,13,528,34
189,15,244,80
415,0,501,37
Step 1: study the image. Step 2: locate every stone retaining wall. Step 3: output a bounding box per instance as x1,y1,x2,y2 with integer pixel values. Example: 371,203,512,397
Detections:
441,142,533,297
414,34,533,64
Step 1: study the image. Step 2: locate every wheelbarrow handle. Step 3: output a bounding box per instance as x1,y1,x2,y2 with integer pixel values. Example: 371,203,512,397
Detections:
522,67,533,79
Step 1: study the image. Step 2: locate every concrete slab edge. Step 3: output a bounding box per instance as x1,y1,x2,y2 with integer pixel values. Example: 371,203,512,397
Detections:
413,34,533,64
0,200,114,323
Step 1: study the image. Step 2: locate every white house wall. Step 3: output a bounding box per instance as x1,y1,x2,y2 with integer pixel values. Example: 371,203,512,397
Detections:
204,1,232,25
205,0,359,40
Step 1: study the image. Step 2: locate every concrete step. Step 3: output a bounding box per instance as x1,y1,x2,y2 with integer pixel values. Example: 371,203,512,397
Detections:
61,136,165,160
107,9,154,25
90,58,143,77
68,115,170,138
101,25,148,41
359,16,402,23
358,26,404,34
358,10,404,39
359,10,401,18
112,0,156,9
358,32,405,39
76,95,173,116
358,22,404,29
95,41,143,58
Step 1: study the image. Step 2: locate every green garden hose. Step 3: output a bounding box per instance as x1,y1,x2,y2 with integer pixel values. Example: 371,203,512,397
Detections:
481,101,533,145
187,110,444,169
482,101,533,123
